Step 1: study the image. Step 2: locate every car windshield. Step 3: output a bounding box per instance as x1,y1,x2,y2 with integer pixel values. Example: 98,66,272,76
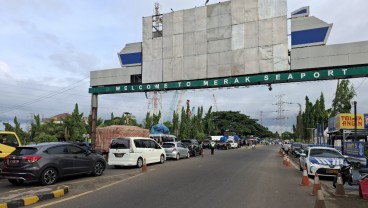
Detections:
12,147,38,156
309,149,342,158
162,143,175,148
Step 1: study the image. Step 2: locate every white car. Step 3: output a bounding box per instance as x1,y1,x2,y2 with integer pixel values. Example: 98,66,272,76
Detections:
108,137,166,168
227,139,238,149
299,146,348,177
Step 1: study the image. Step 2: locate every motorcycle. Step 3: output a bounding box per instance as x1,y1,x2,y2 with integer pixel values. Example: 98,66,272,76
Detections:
251,144,256,150
332,163,368,188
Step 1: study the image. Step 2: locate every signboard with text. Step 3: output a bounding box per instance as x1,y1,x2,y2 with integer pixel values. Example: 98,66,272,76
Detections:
343,141,366,158
336,113,364,130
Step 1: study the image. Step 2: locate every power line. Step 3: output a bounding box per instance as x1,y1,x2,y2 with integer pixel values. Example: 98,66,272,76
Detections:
0,76,89,114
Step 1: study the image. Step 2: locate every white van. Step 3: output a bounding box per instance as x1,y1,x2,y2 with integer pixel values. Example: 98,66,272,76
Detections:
108,137,166,168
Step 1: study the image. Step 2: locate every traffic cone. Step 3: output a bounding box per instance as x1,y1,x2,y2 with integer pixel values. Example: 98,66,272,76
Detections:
286,156,291,168
300,166,310,186
333,173,347,197
141,158,147,173
314,190,326,208
311,172,321,196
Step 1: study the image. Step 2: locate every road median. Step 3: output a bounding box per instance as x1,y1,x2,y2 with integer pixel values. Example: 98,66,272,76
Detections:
0,185,68,208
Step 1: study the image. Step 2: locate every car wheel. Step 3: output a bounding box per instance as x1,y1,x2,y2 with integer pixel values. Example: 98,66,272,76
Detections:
8,179,24,185
40,168,58,186
160,155,165,164
92,161,104,176
176,154,180,160
137,157,143,168
186,152,190,159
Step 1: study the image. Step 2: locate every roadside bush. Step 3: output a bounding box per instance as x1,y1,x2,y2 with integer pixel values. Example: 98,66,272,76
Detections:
34,133,58,143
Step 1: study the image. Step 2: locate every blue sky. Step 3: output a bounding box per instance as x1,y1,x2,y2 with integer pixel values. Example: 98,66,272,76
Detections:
0,0,367,133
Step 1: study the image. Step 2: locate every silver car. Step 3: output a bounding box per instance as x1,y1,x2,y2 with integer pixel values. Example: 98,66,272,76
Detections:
162,142,190,160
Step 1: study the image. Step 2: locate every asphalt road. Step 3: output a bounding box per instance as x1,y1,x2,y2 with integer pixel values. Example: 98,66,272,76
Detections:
33,146,318,208
1,145,367,207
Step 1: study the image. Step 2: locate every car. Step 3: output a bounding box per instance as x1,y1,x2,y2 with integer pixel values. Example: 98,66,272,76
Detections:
291,142,303,158
162,142,190,160
227,139,238,149
299,146,348,177
181,139,202,156
216,140,231,150
0,142,106,185
201,139,211,149
108,137,166,168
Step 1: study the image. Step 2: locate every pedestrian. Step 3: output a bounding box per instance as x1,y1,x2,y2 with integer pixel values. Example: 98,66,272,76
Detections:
210,140,216,155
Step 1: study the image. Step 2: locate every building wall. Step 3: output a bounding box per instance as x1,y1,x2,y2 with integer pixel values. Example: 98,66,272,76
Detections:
142,0,288,84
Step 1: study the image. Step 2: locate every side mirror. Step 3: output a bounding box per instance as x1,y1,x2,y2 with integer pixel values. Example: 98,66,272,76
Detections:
85,150,91,156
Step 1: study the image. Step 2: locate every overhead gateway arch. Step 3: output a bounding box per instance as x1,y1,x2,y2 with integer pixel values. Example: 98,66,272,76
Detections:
89,0,368,147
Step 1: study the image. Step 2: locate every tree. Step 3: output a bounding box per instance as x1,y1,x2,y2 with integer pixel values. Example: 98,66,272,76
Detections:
144,112,153,129
331,80,356,117
152,111,161,125
172,111,179,136
64,103,87,141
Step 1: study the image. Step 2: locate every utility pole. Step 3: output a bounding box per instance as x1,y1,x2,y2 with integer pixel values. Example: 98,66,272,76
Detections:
274,95,288,138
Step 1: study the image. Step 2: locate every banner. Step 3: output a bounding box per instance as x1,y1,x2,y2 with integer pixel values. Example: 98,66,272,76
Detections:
343,141,366,158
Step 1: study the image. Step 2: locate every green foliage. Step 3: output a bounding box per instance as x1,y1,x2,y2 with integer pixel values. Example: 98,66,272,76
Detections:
211,111,273,138
152,111,161,125
34,132,58,143
64,103,87,141
172,111,179,136
331,80,356,117
144,112,153,129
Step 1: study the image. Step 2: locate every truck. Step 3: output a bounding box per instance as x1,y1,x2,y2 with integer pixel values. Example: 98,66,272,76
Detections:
0,131,22,161
95,125,150,158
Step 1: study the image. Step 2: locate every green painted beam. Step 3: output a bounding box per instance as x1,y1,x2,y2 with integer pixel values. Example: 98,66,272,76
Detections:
89,66,368,95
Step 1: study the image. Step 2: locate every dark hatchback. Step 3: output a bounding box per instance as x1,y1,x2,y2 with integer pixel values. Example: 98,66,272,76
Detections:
181,139,202,156
0,142,106,185
202,139,211,149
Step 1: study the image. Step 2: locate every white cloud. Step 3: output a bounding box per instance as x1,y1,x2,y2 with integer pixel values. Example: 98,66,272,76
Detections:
0,0,368,134
0,60,13,79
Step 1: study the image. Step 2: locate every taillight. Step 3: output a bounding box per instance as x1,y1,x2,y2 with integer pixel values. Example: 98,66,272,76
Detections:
172,148,177,152
4,155,10,161
22,156,41,164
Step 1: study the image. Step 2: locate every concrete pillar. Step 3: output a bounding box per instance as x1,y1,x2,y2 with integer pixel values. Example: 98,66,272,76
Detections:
91,94,98,148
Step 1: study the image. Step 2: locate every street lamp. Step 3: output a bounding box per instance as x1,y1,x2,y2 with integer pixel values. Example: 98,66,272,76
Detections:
353,101,357,141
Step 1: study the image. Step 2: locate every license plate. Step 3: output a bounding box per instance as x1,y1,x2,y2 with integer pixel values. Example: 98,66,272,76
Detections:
114,153,124,158
8,159,19,165
326,169,338,174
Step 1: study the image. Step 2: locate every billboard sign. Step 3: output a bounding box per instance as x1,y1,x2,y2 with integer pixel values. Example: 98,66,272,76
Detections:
337,113,364,130
343,141,366,158
365,114,368,129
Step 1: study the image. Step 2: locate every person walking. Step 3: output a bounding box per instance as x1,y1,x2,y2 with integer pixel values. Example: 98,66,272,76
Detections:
210,141,216,155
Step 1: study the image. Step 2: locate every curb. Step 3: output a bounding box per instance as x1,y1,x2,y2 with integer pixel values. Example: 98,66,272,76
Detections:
0,186,69,208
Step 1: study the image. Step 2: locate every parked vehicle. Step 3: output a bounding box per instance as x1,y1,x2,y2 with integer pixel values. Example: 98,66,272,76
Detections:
181,139,202,156
291,142,303,158
202,139,211,149
227,139,238,149
0,142,106,185
0,131,22,161
332,164,368,187
108,137,166,168
216,140,231,150
162,142,190,160
299,146,348,177
95,125,149,157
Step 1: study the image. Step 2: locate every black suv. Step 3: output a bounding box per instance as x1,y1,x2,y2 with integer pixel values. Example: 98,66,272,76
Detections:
1,142,106,185
181,139,202,156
